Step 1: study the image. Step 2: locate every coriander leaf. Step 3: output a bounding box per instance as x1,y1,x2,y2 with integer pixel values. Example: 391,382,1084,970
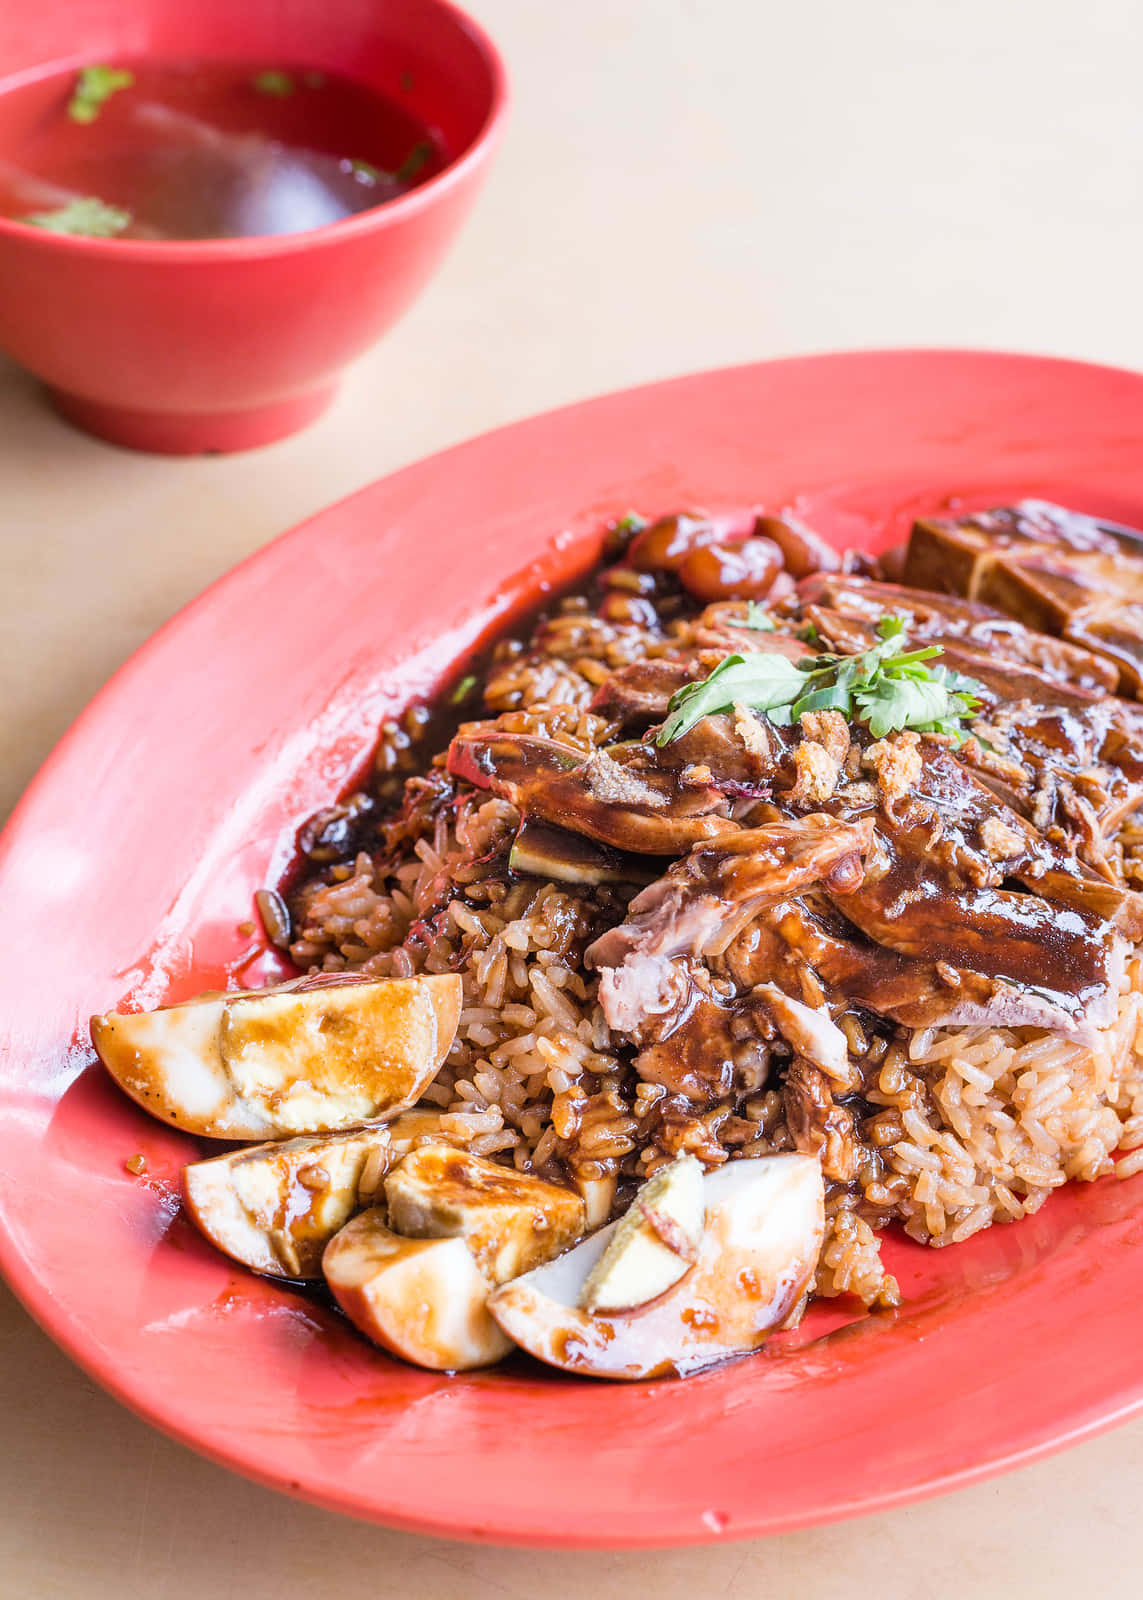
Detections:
657,653,806,745
856,662,982,740
68,65,134,124
395,140,435,182
252,69,295,97
942,666,987,695
450,674,478,705
795,621,819,643
731,601,776,631
857,675,952,739
345,157,383,184
23,196,131,237
790,681,853,718
657,611,984,746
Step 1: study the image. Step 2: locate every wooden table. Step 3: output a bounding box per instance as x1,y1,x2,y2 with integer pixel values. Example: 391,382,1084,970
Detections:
3,1,1142,1592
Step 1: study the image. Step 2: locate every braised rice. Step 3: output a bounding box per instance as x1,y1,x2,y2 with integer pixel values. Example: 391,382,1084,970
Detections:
287,532,1143,1312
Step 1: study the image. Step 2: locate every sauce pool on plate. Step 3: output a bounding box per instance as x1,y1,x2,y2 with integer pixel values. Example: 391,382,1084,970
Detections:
0,58,445,240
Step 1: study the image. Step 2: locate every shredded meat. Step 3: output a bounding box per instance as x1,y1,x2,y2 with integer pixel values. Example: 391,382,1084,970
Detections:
783,1061,857,1182
447,730,734,853
754,982,851,1086
587,814,874,1037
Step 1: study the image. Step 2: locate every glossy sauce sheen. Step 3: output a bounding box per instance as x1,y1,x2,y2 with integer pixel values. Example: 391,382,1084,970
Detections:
0,59,444,239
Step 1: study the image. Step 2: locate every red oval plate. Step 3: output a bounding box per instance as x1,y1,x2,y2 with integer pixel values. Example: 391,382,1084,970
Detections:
3,350,1143,1548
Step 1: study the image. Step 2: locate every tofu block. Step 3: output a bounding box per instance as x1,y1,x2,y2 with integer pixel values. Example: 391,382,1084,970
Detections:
384,1146,585,1284
904,517,1015,598
904,503,1143,697
91,973,461,1138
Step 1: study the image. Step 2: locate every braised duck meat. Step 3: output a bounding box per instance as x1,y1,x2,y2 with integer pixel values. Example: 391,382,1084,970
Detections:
964,698,1143,882
632,981,777,1101
806,742,1124,1026
733,574,1143,897
797,570,1119,693
720,893,1107,1034
586,815,873,1034
447,730,734,853
588,658,696,730
687,603,814,663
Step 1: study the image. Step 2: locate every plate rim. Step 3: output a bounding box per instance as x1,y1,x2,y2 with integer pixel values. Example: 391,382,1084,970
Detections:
3,346,1143,1547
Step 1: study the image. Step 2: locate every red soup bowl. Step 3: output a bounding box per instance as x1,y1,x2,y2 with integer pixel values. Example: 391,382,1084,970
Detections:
0,0,507,453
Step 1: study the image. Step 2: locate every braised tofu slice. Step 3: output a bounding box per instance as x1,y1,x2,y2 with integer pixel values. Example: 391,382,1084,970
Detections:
489,1154,825,1380
903,502,1143,697
580,1155,704,1313
183,1127,393,1279
904,509,1045,598
384,1147,585,1284
91,973,461,1139
322,1207,513,1371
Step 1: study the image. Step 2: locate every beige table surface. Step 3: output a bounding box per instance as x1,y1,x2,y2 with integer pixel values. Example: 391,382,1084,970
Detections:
3,1,1143,1594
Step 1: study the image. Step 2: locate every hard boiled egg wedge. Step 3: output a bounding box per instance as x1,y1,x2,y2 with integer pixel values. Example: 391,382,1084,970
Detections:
322,1150,586,1370
488,1153,825,1380
384,1146,586,1284
580,1154,704,1313
90,972,461,1139
183,1126,392,1279
323,1207,514,1371
573,1171,617,1230
184,1110,516,1282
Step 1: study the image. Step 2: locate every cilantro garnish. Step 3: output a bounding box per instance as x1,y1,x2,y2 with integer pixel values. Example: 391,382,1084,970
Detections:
730,602,776,632
345,158,382,184
252,70,295,97
450,674,478,705
23,197,131,237
68,65,134,124
394,140,435,182
657,615,983,746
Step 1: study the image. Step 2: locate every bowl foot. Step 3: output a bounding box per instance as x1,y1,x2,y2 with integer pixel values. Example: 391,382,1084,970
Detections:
46,383,339,455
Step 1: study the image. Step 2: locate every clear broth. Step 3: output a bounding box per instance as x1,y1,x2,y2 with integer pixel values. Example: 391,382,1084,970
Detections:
0,58,445,240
